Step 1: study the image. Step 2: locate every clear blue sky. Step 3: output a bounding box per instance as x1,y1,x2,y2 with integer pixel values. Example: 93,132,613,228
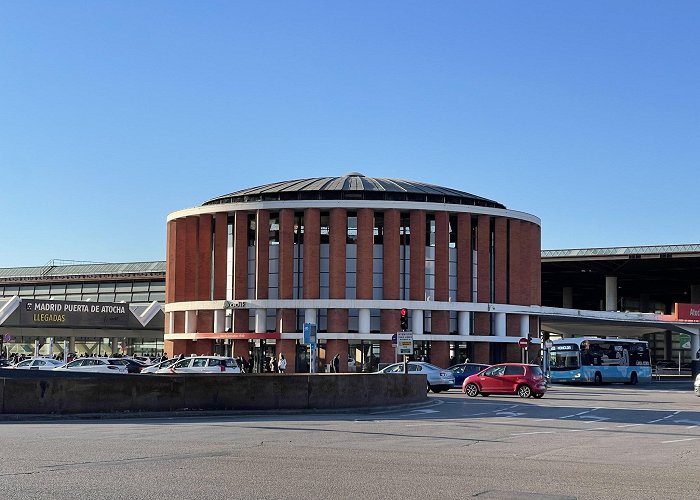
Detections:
1,1,698,267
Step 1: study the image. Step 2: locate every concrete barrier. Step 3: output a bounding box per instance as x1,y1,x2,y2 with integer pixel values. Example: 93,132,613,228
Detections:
0,373,427,415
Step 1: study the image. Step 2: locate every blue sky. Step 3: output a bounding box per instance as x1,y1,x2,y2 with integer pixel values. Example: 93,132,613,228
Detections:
1,1,698,267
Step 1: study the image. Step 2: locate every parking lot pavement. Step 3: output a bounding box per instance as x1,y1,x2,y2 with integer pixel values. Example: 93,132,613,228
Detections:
1,383,700,499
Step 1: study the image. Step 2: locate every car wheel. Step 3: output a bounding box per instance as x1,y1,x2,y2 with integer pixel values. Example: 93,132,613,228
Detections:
594,372,603,385
517,385,532,398
432,387,442,394
427,383,431,393
464,383,479,397
630,372,638,385
533,393,544,399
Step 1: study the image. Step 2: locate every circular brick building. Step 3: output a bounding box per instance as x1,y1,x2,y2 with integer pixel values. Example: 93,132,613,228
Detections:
165,173,541,373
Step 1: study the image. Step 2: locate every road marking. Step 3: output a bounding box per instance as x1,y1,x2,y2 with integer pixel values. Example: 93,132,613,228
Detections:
496,411,527,417
648,411,680,424
510,431,555,436
661,437,700,444
617,423,642,428
409,409,440,414
673,419,700,426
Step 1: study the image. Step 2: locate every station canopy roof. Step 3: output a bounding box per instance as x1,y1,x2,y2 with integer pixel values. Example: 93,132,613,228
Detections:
202,172,506,209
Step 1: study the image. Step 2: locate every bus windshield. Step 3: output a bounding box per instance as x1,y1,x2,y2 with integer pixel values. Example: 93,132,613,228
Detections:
550,350,580,370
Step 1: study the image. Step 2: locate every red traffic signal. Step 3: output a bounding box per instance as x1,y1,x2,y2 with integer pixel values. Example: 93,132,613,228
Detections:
400,308,409,331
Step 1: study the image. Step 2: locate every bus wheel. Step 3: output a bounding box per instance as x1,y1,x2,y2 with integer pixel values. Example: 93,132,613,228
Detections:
517,385,532,398
630,372,638,385
594,372,602,385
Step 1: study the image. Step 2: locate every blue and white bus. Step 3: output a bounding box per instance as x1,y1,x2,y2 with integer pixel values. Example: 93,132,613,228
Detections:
548,338,652,385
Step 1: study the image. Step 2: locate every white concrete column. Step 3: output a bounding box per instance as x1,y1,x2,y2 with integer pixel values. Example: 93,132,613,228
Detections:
457,311,471,335
412,310,424,335
111,338,119,355
692,331,700,360
563,287,573,308
214,310,226,333
255,309,266,333
169,313,175,335
494,312,506,336
304,308,317,325
605,276,618,311
185,311,196,333
358,308,370,334
520,314,530,337
69,336,76,355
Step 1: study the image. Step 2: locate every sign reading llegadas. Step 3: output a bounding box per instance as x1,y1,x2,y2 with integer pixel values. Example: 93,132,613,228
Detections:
21,299,130,328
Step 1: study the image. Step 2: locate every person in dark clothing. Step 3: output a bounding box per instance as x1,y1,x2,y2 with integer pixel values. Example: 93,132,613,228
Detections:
332,353,340,373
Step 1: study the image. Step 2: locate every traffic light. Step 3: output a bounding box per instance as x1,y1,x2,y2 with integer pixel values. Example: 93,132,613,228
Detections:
400,308,409,331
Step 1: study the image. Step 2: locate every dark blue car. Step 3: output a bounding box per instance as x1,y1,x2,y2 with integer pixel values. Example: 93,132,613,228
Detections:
447,363,490,389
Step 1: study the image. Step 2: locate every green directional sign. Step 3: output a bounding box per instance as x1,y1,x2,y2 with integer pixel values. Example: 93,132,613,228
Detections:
679,333,691,350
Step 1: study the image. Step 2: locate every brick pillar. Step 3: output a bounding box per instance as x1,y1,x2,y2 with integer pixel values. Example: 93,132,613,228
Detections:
475,215,491,336
328,208,347,332
256,210,270,300
277,208,296,333
233,340,250,359
430,340,450,368
326,338,349,373
472,343,490,364
456,213,472,303
213,213,228,300
277,339,297,374
494,217,507,305
380,209,401,336
432,211,450,334
197,214,214,333
508,219,524,306
165,219,178,335
356,209,374,300
233,211,250,333
380,209,400,363
409,210,426,302
304,208,320,299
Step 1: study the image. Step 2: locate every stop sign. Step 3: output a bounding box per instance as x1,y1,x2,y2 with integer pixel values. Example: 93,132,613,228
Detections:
518,337,529,348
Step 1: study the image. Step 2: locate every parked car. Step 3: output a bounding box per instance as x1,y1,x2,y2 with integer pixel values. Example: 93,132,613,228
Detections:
112,358,148,373
694,373,700,397
53,357,128,374
1,359,15,368
155,356,242,374
447,362,490,388
377,361,455,393
140,358,178,374
462,363,547,398
11,357,64,370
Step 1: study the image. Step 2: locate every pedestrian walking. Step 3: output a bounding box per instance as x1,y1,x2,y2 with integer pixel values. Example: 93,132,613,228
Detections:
269,356,277,373
278,354,287,373
332,353,340,373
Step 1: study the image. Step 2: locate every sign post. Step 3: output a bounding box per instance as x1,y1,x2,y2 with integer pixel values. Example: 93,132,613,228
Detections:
518,337,528,363
303,323,318,373
397,332,414,373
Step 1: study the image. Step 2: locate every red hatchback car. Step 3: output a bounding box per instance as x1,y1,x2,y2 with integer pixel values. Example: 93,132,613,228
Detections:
462,363,547,398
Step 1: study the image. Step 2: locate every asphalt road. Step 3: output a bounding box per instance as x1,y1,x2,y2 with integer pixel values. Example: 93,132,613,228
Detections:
1,381,699,500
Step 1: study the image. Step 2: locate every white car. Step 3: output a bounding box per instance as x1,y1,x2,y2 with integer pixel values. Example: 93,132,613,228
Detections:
140,358,178,374
12,357,65,370
53,357,128,374
377,361,455,393
155,356,242,374
694,373,700,397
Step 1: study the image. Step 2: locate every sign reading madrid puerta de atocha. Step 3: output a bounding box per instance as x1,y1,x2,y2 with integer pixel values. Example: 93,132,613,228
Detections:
20,299,130,328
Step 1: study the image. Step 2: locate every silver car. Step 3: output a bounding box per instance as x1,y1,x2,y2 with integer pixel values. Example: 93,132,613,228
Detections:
377,361,455,393
12,357,64,370
155,356,242,374
53,357,128,374
694,373,700,397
